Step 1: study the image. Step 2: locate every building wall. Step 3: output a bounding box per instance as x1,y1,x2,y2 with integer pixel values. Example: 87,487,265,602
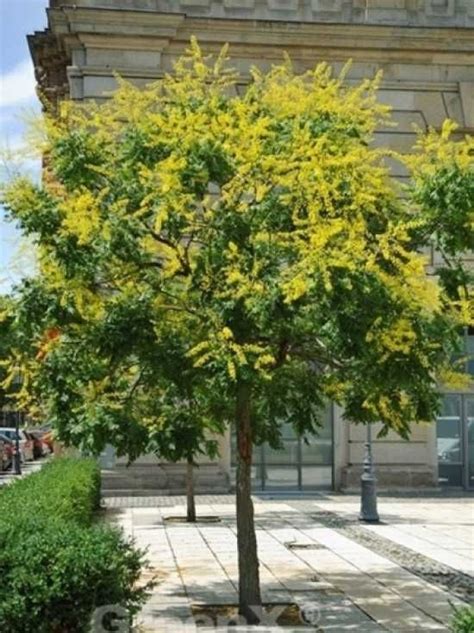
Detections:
30,0,474,490
340,412,438,489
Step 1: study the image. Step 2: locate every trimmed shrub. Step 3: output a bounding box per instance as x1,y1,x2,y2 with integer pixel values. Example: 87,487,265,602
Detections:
0,457,101,526
0,458,151,633
451,603,474,633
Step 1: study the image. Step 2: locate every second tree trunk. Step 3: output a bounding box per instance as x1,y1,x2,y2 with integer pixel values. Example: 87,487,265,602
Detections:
186,457,196,523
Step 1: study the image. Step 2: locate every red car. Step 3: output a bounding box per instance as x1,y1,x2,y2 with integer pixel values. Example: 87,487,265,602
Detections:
0,428,34,462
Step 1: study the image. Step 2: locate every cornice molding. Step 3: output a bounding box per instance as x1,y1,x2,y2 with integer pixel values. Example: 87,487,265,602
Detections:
61,65,464,92
76,34,173,51
48,7,474,55
30,2,474,114
49,7,185,37
49,0,474,28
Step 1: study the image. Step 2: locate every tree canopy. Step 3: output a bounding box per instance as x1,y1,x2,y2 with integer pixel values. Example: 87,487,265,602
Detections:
3,43,472,438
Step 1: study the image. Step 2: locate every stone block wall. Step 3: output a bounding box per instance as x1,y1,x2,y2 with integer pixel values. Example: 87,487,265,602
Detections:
333,406,438,489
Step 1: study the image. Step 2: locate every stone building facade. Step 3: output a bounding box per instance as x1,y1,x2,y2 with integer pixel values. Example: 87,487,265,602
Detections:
29,0,474,494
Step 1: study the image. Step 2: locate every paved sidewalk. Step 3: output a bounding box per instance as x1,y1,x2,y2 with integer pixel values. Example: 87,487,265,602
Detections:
106,493,474,632
286,495,474,577
0,460,44,486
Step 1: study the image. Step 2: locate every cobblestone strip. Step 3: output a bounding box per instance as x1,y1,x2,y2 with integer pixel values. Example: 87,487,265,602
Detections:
104,494,236,509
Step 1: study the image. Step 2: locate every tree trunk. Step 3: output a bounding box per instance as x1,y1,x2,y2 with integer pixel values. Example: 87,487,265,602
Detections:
235,381,262,624
186,457,197,523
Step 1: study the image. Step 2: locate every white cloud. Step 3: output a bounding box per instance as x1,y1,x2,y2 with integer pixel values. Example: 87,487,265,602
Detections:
0,59,37,108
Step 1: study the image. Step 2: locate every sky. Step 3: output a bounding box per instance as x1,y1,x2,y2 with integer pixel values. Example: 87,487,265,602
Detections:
0,0,49,292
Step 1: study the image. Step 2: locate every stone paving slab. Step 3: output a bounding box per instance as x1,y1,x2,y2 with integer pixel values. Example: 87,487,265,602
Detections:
106,493,473,632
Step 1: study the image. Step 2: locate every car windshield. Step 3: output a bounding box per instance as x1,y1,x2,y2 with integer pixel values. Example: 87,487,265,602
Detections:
0,430,20,441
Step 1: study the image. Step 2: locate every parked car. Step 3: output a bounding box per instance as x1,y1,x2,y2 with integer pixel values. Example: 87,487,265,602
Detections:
0,434,14,471
0,428,34,462
26,430,50,458
0,438,9,472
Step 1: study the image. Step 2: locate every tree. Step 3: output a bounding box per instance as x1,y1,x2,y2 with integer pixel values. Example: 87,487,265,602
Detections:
0,296,16,412
0,293,39,418
3,278,225,523
139,321,228,523
147,385,224,523
2,41,472,621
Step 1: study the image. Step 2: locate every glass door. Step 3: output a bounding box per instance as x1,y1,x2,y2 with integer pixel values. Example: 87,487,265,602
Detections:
230,406,334,491
465,397,474,489
437,395,463,487
437,394,474,489
262,422,299,490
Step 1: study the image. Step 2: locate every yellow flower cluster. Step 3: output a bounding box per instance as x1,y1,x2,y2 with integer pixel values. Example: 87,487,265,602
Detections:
60,190,102,245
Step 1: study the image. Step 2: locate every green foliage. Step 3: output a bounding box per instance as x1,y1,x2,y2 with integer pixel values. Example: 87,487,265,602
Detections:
451,603,474,633
0,520,147,633
51,129,106,191
0,457,100,526
0,295,17,409
0,458,150,633
407,122,474,307
412,164,474,257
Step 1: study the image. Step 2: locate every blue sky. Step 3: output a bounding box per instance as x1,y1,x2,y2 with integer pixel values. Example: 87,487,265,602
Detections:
1,0,48,292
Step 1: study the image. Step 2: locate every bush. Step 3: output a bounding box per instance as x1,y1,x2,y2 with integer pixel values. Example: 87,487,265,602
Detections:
451,603,474,633
0,458,151,633
0,457,101,526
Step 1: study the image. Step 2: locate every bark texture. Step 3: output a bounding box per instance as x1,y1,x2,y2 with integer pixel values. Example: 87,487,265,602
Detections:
235,381,262,623
186,457,196,523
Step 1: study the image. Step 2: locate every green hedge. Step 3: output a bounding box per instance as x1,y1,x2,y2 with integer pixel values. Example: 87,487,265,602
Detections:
0,457,101,526
451,604,474,633
0,458,151,633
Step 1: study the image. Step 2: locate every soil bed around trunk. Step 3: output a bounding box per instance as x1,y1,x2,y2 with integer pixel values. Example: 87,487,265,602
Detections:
163,515,221,524
191,602,321,628
285,542,327,551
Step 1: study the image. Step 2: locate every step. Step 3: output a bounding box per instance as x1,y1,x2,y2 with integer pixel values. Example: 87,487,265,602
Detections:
101,463,231,496
101,476,168,489
101,472,228,486
101,485,231,498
